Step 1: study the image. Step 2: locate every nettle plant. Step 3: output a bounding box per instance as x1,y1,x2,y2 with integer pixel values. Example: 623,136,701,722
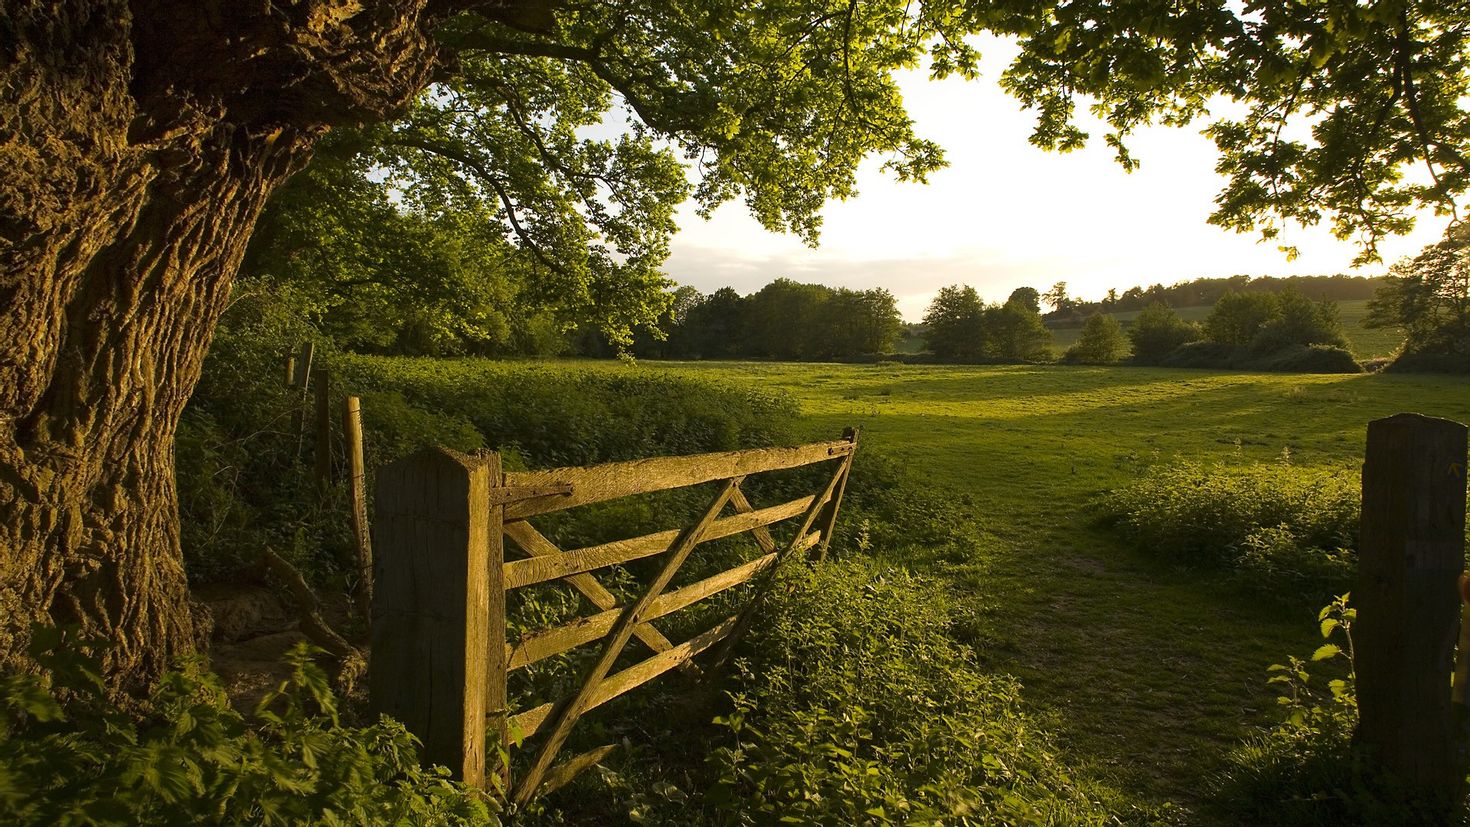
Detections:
0,629,493,826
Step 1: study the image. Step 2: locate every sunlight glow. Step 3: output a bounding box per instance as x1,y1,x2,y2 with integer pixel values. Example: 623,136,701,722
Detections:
663,36,1451,320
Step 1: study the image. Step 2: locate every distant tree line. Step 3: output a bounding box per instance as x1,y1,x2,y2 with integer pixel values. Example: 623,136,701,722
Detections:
608,278,904,360
1118,288,1357,371
1042,274,1385,323
921,286,1053,361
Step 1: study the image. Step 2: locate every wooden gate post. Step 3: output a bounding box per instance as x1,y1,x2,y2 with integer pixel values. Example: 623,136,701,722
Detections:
1354,413,1468,795
370,447,499,788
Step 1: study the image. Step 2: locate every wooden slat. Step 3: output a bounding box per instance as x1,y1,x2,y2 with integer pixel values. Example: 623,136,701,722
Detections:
709,459,850,672
507,533,819,670
537,744,618,798
502,521,679,659
512,480,740,804
510,614,741,742
504,494,817,589
817,428,858,561
504,440,854,519
729,487,779,555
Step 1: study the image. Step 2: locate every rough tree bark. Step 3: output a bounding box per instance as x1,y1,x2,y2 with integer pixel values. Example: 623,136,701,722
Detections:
0,0,458,694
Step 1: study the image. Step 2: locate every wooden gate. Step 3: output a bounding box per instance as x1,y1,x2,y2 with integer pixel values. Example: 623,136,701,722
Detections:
369,429,858,802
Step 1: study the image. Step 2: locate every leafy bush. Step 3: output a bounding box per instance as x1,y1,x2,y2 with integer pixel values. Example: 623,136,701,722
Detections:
1250,344,1362,374
1214,597,1455,824
1156,340,1241,369
0,630,492,825
1129,301,1202,363
1151,341,1362,374
705,559,1119,824
1248,291,1348,355
1098,459,1358,593
1064,313,1131,364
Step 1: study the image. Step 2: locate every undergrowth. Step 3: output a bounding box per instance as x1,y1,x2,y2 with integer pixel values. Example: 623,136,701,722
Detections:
704,558,1124,825
1097,457,1359,597
0,629,491,826
1213,596,1462,825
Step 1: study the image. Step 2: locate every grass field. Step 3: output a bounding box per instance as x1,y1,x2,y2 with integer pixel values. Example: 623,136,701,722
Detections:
619,361,1469,821
1043,299,1406,359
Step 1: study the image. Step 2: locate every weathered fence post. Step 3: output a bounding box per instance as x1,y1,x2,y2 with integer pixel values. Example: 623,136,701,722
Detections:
342,396,372,621
1354,413,1468,796
370,448,498,787
291,341,314,389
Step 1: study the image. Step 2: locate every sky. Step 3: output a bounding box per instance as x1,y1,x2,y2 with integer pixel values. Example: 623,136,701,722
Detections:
658,36,1452,322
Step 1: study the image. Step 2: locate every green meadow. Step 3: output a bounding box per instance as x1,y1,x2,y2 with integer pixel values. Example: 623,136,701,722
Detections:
625,361,1470,819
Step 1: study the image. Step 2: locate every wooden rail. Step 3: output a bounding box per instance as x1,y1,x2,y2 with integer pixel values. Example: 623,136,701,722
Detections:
369,429,858,802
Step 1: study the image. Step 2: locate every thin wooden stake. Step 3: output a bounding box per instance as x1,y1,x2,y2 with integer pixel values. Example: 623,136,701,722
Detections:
343,396,372,621
284,354,297,388
1354,413,1467,797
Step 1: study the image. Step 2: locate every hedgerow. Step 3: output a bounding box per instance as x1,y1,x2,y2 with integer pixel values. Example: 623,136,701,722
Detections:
1097,458,1359,595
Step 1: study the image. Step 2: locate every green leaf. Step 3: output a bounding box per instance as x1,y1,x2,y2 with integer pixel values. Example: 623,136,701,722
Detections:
1312,644,1342,662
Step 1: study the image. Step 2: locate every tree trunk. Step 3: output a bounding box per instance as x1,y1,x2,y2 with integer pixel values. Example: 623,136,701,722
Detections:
0,0,443,694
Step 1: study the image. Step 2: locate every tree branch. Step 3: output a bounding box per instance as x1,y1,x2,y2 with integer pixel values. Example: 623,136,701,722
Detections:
382,132,571,277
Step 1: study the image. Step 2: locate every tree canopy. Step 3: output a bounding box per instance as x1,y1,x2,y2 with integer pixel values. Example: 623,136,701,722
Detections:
1368,225,1470,370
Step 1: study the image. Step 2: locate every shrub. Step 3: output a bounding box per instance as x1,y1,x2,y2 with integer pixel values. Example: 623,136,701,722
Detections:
1156,340,1241,368
1249,290,1348,355
1097,459,1359,593
0,630,493,825
1205,291,1280,346
1064,313,1131,363
1129,302,1202,363
705,559,1119,824
1250,344,1362,374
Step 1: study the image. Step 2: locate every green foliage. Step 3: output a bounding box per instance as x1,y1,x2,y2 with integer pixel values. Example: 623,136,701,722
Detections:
0,631,492,826
986,0,1470,260
626,280,903,360
1205,291,1282,347
1098,458,1358,594
1251,344,1363,375
1370,226,1470,373
178,297,801,584
922,284,988,360
706,559,1118,825
1214,597,1454,824
921,284,1054,362
1063,313,1130,364
1128,301,1202,363
987,299,1054,360
1249,290,1349,355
